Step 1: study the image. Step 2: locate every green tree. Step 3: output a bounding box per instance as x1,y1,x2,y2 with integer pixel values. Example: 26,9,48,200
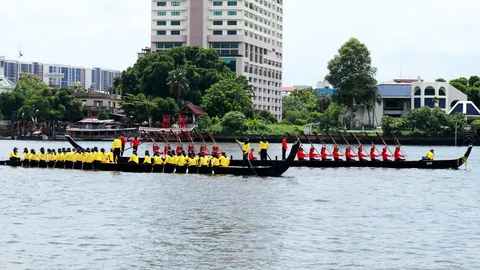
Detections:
449,77,469,93
197,114,213,131
317,93,331,112
319,102,348,130
245,118,268,133
0,91,26,120
308,112,323,124
13,73,49,99
256,110,277,124
221,111,247,133
325,37,379,129
97,109,109,120
167,66,190,105
435,78,447,82
201,78,253,118
468,76,480,87
119,93,157,123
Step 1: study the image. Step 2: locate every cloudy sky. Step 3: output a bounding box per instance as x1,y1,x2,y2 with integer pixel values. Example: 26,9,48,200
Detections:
1,0,479,86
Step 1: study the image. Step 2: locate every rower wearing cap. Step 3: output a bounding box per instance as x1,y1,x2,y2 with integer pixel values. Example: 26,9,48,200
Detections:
187,151,197,167
219,152,230,167
332,145,343,161
236,137,250,167
100,148,109,163
321,144,332,161
47,149,56,167
64,148,74,169
128,150,139,164
210,152,220,167
259,136,270,164
29,149,38,167
357,144,368,162
198,152,209,167
297,146,307,161
38,147,47,166
84,148,94,164
177,151,187,168
143,150,152,164
9,147,20,162
426,149,434,160
93,147,103,166
154,152,164,165
57,148,65,163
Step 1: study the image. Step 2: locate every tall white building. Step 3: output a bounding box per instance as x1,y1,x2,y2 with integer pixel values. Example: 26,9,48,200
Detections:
151,0,284,120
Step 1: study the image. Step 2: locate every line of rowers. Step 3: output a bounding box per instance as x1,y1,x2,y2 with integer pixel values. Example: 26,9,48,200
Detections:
296,143,406,162
9,143,231,168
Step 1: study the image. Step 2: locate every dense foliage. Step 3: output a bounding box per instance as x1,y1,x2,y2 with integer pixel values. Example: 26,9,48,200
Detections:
448,76,480,107
201,78,253,118
381,106,467,136
0,74,83,122
119,93,178,123
325,37,380,129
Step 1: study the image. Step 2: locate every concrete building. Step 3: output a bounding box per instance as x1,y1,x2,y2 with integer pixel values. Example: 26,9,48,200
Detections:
0,75,16,93
0,55,121,91
75,92,122,118
150,0,284,120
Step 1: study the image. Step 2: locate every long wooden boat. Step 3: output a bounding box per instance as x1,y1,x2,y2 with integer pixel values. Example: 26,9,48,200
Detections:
0,141,300,177
64,135,472,170
227,145,472,170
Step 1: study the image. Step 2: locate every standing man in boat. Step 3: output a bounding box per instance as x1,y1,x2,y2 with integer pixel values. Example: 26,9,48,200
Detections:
259,136,270,164
236,137,251,166
130,136,141,153
120,133,127,156
112,135,122,163
281,135,288,160
9,147,20,161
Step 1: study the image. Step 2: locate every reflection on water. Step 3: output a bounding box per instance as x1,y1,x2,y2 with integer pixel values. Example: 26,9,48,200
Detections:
0,140,478,269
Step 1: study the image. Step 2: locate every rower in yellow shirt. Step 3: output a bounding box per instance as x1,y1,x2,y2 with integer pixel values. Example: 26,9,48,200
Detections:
9,147,20,162
22,148,29,161
210,152,220,167
236,137,251,167
143,150,152,164
198,152,209,167
84,148,94,164
93,147,103,165
101,148,110,163
219,152,230,167
187,152,198,167
47,149,56,167
128,150,139,164
153,152,164,165
176,152,187,167
166,150,177,165
29,149,38,166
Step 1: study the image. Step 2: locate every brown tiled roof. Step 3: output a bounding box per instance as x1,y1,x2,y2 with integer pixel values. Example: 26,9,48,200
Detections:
178,104,206,116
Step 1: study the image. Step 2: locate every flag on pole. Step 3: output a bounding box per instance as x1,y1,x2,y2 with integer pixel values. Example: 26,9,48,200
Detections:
18,49,23,58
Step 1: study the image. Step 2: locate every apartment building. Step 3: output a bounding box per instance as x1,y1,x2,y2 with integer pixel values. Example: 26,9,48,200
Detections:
151,0,284,120
0,56,121,91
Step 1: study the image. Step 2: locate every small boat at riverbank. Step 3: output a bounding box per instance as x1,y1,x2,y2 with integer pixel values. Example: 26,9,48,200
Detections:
0,141,300,177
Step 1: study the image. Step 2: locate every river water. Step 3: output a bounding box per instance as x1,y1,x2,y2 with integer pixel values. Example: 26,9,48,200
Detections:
0,139,478,269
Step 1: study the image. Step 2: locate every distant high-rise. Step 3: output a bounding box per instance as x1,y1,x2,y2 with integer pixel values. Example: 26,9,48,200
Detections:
151,0,284,120
0,56,121,91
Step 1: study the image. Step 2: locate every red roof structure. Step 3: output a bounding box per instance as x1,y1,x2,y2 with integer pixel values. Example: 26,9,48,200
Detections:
178,104,206,116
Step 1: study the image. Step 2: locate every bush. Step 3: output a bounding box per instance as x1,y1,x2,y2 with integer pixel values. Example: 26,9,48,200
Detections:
284,110,303,125
221,111,247,133
471,119,480,130
246,118,268,133
380,115,402,135
294,118,307,126
308,112,322,124
256,110,277,124
97,109,109,120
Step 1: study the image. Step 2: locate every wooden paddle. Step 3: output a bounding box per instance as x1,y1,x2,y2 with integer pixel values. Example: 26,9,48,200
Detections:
232,133,258,176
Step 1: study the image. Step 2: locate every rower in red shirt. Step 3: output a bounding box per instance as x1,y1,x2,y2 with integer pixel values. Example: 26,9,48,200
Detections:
281,135,288,160
297,146,307,160
199,143,210,155
345,146,357,161
130,136,141,152
357,144,368,161
333,144,343,161
309,146,320,160
187,143,195,154
370,145,380,161
164,144,171,157
120,134,127,156
248,149,256,160
176,143,183,155
381,146,392,161
321,144,332,161
394,145,405,161
212,144,220,156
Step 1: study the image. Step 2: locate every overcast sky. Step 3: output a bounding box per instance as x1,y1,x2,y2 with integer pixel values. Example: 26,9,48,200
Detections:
1,0,480,86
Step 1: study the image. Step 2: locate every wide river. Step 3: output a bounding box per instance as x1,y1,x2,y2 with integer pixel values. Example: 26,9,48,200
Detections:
0,139,478,269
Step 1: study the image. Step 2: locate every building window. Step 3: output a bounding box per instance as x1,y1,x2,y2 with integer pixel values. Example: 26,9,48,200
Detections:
213,30,223,35
213,1,223,6
157,30,167,35
227,20,237,25
156,42,182,49
228,1,237,6
228,11,237,16
171,1,180,6
425,86,435,96
213,20,223,25
171,11,180,16
213,11,223,16
171,21,181,26
157,1,166,6
439,87,446,96
227,30,237,35
414,87,421,96
157,21,167,26
157,11,166,16
171,30,180,35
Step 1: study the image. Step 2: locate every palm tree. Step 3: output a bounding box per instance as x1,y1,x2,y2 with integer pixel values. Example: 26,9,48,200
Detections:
167,66,189,105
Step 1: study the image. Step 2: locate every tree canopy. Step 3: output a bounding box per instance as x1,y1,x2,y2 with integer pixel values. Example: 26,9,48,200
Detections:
201,78,253,118
449,76,480,107
325,37,380,129
113,46,235,105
